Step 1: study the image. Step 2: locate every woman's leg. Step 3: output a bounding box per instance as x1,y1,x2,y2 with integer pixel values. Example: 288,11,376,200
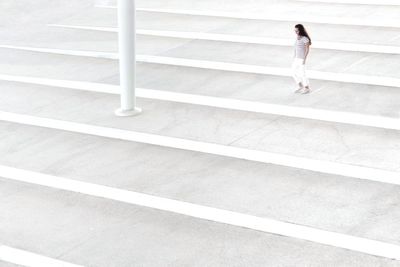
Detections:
292,60,303,92
300,64,310,94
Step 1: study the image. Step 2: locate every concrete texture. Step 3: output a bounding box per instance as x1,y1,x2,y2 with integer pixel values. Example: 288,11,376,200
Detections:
1,81,400,171
2,49,400,118
1,178,400,267
1,0,400,266
0,261,20,267
56,9,400,45
1,121,400,246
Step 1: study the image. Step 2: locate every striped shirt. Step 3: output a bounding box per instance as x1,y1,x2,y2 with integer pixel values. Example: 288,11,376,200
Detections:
294,36,310,59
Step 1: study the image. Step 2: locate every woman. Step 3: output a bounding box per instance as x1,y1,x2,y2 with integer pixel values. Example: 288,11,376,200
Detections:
292,24,311,94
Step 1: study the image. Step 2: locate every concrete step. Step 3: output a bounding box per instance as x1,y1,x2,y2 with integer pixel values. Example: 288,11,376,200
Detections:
1,177,399,266
130,63,400,120
54,8,400,47
49,24,400,55
0,47,118,82
2,73,400,129
3,40,399,87
1,121,400,254
99,0,400,28
3,27,399,79
0,27,195,56
1,47,400,121
294,0,400,5
153,40,400,79
0,244,82,267
0,261,22,267
1,80,400,173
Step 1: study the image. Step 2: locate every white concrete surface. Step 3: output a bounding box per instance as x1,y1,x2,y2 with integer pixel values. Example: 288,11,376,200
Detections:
1,0,400,265
2,58,400,120
2,121,400,243
295,0,400,5
52,9,400,46
0,245,83,267
2,74,400,131
2,110,400,182
1,178,399,266
1,78,400,174
2,164,400,260
48,24,400,54
3,45,400,88
99,5,400,28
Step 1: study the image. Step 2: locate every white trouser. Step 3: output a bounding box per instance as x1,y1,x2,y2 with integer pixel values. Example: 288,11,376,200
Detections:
292,58,309,87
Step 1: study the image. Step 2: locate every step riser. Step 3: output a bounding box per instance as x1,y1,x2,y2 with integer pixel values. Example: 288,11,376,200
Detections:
48,24,400,55
0,245,83,267
97,6,400,28
1,74,400,131
2,175,398,266
0,111,399,185
295,0,400,5
1,165,400,260
1,45,399,88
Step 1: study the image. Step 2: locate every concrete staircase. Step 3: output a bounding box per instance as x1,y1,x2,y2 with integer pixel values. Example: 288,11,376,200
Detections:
1,0,400,266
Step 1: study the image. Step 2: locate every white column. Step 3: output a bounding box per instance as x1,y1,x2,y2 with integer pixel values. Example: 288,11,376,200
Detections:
115,0,142,116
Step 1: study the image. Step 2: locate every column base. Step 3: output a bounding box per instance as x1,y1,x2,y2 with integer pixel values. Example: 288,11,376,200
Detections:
114,107,142,117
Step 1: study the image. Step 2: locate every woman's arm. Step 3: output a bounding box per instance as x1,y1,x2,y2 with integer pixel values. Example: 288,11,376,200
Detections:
303,43,310,64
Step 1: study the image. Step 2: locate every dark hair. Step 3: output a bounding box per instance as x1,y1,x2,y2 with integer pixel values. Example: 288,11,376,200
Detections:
295,24,312,45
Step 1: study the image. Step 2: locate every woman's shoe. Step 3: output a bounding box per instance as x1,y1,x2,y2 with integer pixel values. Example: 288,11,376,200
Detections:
301,88,311,94
294,87,304,93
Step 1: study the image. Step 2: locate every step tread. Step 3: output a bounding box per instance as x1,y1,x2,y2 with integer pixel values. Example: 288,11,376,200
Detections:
2,82,400,171
3,35,399,79
1,121,400,246
2,49,400,120
1,178,399,266
3,44,400,88
295,0,400,5
58,9,400,46
49,24,400,55
131,4,400,28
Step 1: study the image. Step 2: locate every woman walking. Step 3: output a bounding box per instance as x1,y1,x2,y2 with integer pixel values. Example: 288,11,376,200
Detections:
292,24,311,94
